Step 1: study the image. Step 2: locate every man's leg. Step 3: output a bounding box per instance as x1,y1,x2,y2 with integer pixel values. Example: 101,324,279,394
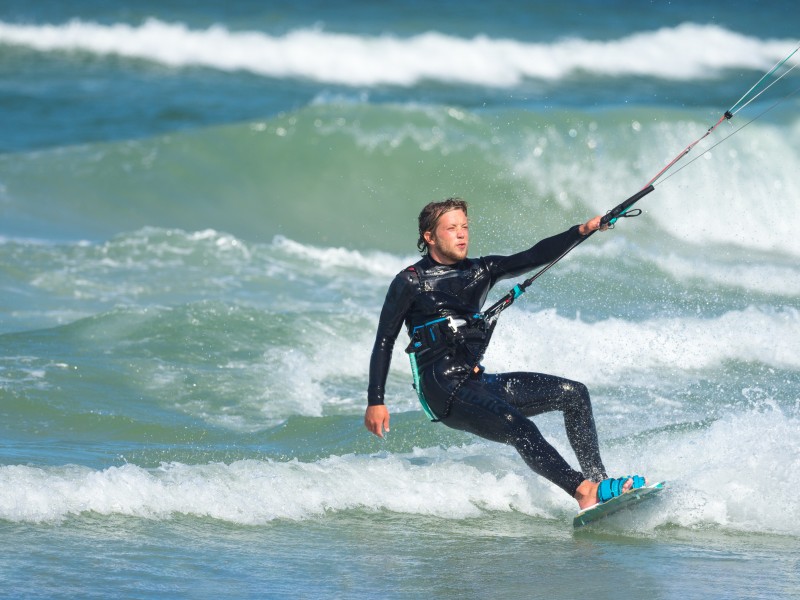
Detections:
483,372,607,482
437,376,585,497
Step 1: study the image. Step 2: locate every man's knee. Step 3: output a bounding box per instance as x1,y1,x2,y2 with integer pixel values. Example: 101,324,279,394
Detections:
559,379,591,408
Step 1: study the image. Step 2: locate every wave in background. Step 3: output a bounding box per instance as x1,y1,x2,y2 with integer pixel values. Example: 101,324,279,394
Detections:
2,102,799,256
1,19,796,86
2,230,797,398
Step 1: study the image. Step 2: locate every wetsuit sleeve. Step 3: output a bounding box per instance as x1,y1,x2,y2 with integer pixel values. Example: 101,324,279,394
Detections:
367,272,416,406
485,225,583,283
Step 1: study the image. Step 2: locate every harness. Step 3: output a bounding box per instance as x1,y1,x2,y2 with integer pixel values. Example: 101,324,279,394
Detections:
402,266,491,421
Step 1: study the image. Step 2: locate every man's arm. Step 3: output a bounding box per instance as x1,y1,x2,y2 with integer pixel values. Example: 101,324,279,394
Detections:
488,215,606,282
365,271,416,437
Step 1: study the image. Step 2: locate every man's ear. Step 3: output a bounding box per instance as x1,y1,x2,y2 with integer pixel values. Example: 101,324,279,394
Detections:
423,231,436,246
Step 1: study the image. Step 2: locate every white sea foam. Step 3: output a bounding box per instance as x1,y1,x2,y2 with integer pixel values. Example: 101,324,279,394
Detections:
0,19,794,86
1,404,796,535
640,122,800,257
573,235,800,296
272,235,413,278
511,116,800,258
0,452,554,524
625,403,800,534
486,306,800,385
651,251,800,297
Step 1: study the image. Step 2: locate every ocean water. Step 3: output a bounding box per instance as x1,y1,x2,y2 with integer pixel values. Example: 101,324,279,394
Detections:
1,1,799,598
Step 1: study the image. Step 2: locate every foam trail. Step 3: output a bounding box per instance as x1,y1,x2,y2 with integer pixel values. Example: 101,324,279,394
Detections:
0,20,794,86
631,405,800,535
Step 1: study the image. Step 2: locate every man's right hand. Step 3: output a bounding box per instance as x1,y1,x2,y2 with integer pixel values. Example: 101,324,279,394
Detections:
364,405,391,438
579,215,608,236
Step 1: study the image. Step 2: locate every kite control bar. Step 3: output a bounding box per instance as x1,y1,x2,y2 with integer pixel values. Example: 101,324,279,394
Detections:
600,184,655,226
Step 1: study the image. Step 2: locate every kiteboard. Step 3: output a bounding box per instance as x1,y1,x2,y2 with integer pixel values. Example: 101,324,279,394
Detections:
573,480,666,528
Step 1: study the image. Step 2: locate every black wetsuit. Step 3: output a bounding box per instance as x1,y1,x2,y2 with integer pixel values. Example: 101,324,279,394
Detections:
367,225,607,497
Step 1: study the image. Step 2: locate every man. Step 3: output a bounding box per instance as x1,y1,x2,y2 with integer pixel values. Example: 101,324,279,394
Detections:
365,198,645,509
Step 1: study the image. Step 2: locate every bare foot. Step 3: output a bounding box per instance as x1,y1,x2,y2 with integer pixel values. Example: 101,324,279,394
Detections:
574,479,600,510
574,477,636,510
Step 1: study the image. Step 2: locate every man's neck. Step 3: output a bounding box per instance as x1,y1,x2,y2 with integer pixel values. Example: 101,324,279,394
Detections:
427,249,458,265
425,253,463,267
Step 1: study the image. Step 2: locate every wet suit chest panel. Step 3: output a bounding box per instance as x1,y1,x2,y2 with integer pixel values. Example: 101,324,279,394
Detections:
411,259,489,320
573,481,666,528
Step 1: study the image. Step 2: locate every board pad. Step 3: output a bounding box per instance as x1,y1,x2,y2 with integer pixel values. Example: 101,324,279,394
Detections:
573,481,666,528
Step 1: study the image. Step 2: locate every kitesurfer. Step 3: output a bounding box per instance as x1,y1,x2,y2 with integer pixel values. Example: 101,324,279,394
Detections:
365,198,646,508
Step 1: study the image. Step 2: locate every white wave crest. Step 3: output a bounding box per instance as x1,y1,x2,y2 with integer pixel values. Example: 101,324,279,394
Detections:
2,406,797,536
272,235,412,278
487,305,800,384
0,19,794,86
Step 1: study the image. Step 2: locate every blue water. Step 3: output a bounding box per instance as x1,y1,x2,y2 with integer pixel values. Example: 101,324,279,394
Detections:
1,2,799,598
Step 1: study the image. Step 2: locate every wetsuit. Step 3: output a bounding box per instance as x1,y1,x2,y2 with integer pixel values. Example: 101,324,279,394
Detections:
367,225,607,497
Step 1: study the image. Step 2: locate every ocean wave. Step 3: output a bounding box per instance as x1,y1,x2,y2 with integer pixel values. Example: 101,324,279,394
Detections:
2,404,797,536
2,228,409,316
487,305,800,381
272,235,413,278
2,101,798,257
0,19,795,86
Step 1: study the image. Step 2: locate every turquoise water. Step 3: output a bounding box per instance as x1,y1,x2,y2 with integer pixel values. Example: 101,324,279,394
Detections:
1,2,799,598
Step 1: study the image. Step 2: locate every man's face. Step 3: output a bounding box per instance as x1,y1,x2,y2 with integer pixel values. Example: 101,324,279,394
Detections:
424,208,469,264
